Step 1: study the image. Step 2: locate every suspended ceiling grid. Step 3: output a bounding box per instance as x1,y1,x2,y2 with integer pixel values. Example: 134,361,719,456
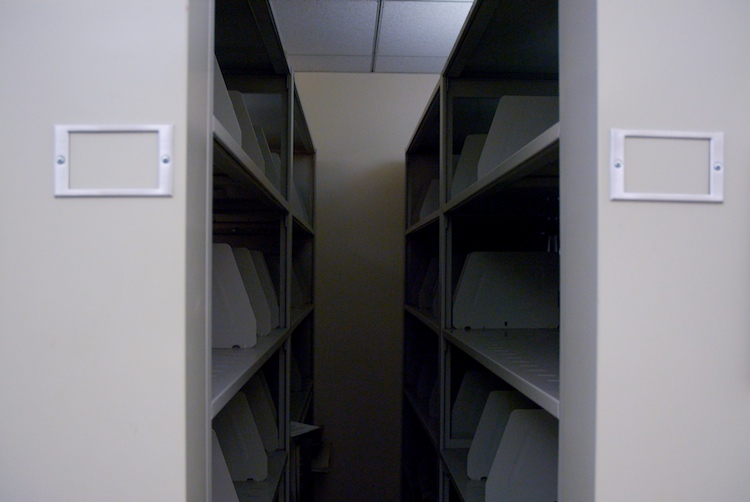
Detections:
269,0,474,74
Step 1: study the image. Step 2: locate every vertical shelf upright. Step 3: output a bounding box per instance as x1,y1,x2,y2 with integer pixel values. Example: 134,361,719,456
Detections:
212,1,315,500
403,1,560,500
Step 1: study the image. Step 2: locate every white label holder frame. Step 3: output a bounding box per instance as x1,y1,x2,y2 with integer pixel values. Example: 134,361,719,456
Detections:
610,129,724,203
54,124,174,197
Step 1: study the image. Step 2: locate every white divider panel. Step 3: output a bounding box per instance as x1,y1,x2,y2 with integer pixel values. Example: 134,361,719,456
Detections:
476,96,559,180
291,183,309,223
228,90,266,171
233,247,272,337
254,126,281,191
453,252,559,330
451,370,497,441
212,243,257,348
452,134,487,197
249,250,279,329
485,409,558,502
269,153,282,192
419,179,439,220
212,430,241,502
213,57,241,145
245,373,279,452
418,256,439,310
214,392,269,482
467,391,533,480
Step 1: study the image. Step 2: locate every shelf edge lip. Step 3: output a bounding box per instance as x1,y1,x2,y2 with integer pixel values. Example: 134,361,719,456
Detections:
406,82,442,155
211,328,292,418
292,213,315,235
212,115,290,212
444,122,561,214
444,328,560,419
404,305,441,335
403,388,440,449
405,211,441,236
291,381,314,423
290,304,314,331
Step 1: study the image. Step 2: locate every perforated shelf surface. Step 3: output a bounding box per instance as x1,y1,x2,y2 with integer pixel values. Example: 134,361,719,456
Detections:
212,305,314,417
445,328,559,417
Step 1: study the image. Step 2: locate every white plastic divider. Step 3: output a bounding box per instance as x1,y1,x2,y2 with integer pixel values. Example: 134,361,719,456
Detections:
269,153,282,192
293,153,314,222
451,370,497,445
245,372,279,452
228,90,266,171
291,183,309,223
250,250,280,329
254,126,281,191
212,430,241,502
418,256,439,311
467,391,534,480
452,133,487,197
214,392,269,482
453,252,559,330
233,247,272,337
476,96,559,180
213,56,242,145
419,179,439,220
212,243,257,348
485,409,558,502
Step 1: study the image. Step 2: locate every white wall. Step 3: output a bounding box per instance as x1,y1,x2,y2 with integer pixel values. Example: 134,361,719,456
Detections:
295,72,438,501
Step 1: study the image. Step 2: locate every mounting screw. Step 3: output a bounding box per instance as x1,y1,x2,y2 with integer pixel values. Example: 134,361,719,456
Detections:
714,163,722,171
161,155,170,164
56,155,66,165
614,160,623,169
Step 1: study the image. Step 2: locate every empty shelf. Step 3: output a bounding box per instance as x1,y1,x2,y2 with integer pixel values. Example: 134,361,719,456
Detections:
445,329,560,417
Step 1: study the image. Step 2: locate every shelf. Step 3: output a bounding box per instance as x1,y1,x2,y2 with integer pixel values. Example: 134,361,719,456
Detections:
404,305,440,335
405,210,441,236
213,116,288,213
233,450,288,502
290,304,314,331
291,380,314,423
292,213,314,236
445,122,559,215
445,0,558,80
442,448,484,502
404,388,439,449
445,329,559,418
212,328,290,418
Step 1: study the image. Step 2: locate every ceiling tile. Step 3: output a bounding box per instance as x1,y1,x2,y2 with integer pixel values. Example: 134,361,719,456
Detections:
374,55,447,74
270,0,378,56
377,1,472,57
288,54,373,73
